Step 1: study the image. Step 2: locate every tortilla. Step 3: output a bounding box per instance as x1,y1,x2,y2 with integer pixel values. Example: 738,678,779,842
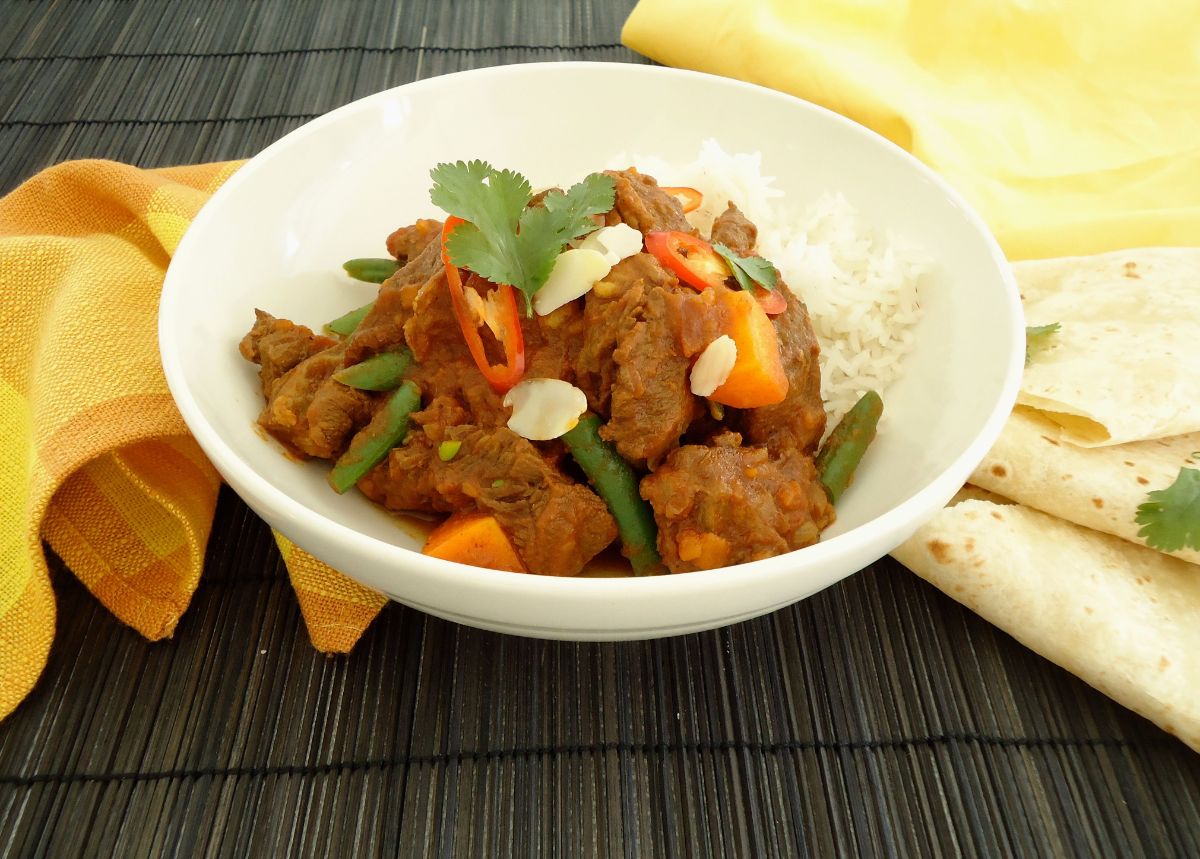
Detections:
971,407,1200,564
1016,247,1200,446
892,498,1200,751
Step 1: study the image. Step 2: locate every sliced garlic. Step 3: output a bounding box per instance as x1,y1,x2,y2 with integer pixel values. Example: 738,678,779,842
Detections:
532,248,612,316
690,335,737,397
503,378,589,441
577,223,644,266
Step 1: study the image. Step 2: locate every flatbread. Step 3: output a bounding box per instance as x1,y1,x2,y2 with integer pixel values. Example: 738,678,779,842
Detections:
892,498,1200,751
1016,248,1200,446
971,407,1200,564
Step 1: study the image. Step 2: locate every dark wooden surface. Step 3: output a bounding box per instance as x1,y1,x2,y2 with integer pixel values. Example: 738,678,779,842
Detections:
2,1,1198,856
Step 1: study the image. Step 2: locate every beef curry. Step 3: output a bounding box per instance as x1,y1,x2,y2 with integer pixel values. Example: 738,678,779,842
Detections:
240,165,877,576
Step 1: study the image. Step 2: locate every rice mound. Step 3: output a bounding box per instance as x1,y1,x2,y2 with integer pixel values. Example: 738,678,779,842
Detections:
619,140,929,426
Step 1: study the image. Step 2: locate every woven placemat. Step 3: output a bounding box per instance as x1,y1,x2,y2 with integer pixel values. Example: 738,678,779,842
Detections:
2,1,1198,855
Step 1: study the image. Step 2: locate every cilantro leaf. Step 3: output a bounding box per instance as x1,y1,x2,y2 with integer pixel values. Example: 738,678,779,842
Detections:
430,160,531,237
502,203,565,312
1135,467,1200,552
712,243,779,293
540,172,617,244
1025,322,1060,365
442,221,516,287
431,162,615,313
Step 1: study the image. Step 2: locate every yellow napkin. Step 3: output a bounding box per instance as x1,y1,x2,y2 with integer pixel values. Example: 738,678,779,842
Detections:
622,0,1200,259
0,160,386,720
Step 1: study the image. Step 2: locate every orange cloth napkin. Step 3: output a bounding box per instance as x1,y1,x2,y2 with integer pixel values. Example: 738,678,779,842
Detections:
0,160,387,720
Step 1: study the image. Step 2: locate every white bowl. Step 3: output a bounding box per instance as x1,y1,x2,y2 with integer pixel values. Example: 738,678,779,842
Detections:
160,62,1023,640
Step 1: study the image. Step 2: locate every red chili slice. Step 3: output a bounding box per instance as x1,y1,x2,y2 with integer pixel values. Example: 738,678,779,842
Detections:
660,186,703,214
440,217,526,394
644,230,731,292
755,287,787,316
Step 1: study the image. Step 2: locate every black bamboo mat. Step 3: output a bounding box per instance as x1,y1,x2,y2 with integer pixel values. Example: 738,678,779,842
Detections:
2,1,1199,855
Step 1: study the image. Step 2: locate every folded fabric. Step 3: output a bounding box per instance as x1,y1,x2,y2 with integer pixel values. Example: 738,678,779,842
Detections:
0,160,386,721
622,0,1200,260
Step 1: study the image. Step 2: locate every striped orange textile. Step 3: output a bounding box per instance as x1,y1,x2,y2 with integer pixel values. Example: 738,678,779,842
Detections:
0,160,387,720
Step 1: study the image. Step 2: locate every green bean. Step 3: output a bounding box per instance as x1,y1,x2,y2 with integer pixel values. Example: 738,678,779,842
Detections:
332,349,413,391
562,414,664,576
438,440,462,462
328,381,421,494
325,301,374,336
815,390,883,504
343,257,400,283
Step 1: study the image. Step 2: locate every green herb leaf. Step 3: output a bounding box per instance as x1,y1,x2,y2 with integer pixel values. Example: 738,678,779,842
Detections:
1135,467,1200,552
431,162,615,313
430,160,531,237
712,242,779,293
540,172,617,243
1025,322,1061,365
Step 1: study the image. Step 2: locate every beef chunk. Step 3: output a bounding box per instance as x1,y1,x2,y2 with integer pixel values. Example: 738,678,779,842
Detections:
523,300,587,384
400,271,589,431
403,265,471,365
709,203,757,255
604,287,698,467
345,235,443,365
576,253,696,466
640,432,835,573
239,310,336,397
397,272,508,427
409,395,471,442
385,219,442,261
738,289,826,455
255,342,374,459
663,286,723,359
604,169,695,234
361,427,617,576
576,253,676,410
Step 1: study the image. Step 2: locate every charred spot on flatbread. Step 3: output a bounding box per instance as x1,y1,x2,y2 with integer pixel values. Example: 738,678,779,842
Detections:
927,539,953,564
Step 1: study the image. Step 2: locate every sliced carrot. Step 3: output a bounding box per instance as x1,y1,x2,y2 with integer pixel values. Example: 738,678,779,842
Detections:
422,512,528,573
709,288,789,409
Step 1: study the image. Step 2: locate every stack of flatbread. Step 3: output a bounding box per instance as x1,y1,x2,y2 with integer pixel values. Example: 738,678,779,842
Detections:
893,248,1200,751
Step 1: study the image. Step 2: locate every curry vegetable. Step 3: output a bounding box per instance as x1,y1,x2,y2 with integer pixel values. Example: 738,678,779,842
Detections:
332,349,413,391
328,380,421,494
562,414,665,576
325,301,375,336
343,257,400,283
815,390,883,504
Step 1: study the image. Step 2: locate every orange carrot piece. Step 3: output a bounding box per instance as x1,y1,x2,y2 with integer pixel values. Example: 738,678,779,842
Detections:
422,512,528,573
709,288,789,409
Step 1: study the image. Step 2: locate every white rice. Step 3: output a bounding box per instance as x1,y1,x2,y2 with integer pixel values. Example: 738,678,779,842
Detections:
615,140,929,427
